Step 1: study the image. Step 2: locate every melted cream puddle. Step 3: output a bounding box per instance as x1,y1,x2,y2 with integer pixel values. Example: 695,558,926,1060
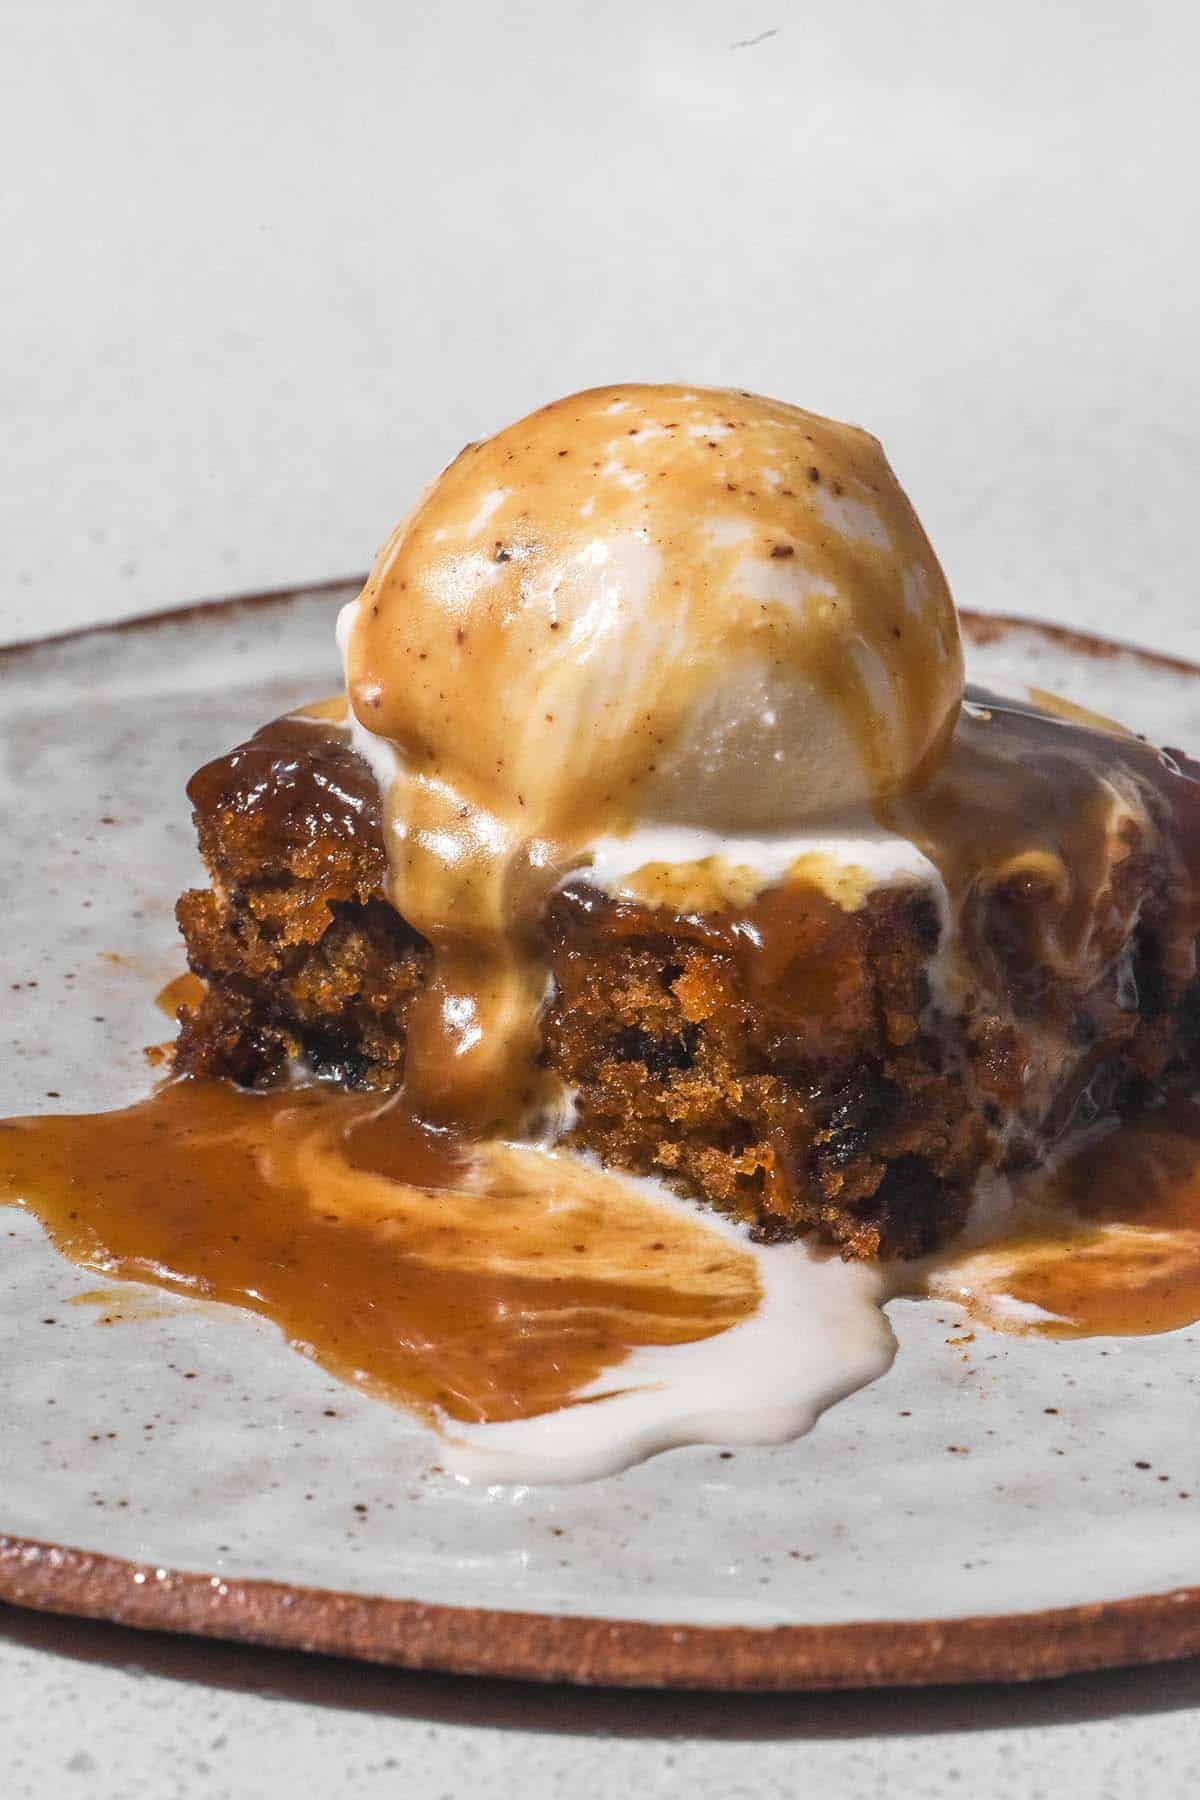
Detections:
449,1203,892,1484
0,1078,894,1483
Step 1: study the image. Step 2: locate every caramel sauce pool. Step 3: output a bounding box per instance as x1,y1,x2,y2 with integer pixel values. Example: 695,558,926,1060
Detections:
928,1100,1200,1338
0,1078,759,1425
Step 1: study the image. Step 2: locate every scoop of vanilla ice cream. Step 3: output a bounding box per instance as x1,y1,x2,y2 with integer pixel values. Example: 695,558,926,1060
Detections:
340,383,963,1128
345,384,962,843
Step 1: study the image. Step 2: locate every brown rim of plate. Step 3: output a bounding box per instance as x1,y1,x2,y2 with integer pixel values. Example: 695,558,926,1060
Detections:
2,585,1200,1692
6,1531,1200,1692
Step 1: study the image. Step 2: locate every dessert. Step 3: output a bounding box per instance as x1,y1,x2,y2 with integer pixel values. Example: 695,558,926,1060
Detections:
175,385,1200,1259
4,382,1200,1485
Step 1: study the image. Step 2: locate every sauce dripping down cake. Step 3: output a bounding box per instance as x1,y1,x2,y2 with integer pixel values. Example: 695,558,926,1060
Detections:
4,384,1199,1480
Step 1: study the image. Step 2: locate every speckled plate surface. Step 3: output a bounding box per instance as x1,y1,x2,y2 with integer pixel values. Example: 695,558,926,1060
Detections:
3,585,1200,1691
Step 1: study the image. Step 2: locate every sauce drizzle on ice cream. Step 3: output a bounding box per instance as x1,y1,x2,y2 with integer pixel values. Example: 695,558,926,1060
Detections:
343,383,963,1130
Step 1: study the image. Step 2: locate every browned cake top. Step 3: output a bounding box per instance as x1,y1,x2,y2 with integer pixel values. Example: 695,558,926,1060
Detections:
187,715,381,850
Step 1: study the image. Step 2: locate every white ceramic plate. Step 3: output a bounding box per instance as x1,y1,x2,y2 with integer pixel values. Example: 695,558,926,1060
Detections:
3,586,1200,1690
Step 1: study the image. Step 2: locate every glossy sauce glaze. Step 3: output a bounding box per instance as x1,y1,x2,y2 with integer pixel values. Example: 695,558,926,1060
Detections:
0,1078,760,1427
183,683,1200,1201
185,710,382,854
925,1099,1200,1338
343,383,963,1130
155,971,206,1017
884,689,1200,993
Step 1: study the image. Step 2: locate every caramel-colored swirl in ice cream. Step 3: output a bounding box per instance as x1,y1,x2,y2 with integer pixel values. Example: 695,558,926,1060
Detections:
342,384,964,1129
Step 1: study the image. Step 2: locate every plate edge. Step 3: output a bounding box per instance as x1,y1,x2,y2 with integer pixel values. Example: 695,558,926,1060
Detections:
3,1532,1200,1691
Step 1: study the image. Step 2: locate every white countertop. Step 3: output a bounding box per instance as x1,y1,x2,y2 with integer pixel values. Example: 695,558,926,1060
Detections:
9,1602,1200,1800
3,1,1200,1794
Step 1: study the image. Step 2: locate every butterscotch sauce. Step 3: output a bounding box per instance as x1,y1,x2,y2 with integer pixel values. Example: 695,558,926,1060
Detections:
155,971,206,1017
5,679,1200,1466
15,380,1200,1467
925,1100,1200,1338
0,1078,759,1426
185,678,1200,1207
343,383,963,1131
884,686,1200,994
185,709,376,845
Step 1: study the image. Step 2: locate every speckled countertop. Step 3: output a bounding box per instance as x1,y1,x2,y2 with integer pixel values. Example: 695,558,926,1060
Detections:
4,1,1200,1794
9,1605,1200,1800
